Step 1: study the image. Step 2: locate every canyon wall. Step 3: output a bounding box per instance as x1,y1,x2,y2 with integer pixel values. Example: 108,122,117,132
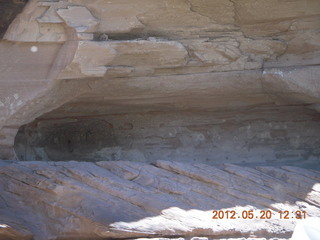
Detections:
0,0,319,163
1,1,320,240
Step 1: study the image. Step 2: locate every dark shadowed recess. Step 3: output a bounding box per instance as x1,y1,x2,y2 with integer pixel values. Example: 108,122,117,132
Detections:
14,104,320,168
0,0,28,39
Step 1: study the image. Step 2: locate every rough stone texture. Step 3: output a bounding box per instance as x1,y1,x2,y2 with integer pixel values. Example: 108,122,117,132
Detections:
0,0,319,160
0,0,28,39
0,1,320,238
0,160,319,240
14,105,320,163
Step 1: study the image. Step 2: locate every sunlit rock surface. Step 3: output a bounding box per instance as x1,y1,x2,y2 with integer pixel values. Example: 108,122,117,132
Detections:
0,161,319,240
0,0,320,239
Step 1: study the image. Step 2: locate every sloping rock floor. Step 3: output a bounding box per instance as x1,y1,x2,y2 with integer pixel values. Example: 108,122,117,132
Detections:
0,160,319,240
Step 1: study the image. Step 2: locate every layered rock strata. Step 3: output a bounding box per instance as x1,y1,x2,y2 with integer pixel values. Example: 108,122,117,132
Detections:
0,2,320,239
14,105,320,164
0,161,319,240
0,0,319,160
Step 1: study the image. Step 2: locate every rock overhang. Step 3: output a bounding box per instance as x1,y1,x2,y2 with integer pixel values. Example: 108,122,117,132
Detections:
0,0,319,162
0,1,320,240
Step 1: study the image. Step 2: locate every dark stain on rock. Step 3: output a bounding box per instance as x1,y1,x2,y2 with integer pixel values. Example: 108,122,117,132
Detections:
0,0,28,39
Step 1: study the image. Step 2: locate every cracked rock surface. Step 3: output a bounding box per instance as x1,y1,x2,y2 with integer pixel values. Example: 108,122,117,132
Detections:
0,1,320,239
0,0,319,159
0,160,319,239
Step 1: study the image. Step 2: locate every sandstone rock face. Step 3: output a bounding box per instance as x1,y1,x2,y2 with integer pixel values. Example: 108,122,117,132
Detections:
0,1,320,238
14,105,320,163
0,0,319,161
0,160,319,240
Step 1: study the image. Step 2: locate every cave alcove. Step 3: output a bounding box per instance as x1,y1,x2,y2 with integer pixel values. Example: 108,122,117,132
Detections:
14,101,320,166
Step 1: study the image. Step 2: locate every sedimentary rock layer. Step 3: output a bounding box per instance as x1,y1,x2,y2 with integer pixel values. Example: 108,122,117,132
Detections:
14,105,320,163
0,0,319,160
0,161,319,240
0,1,319,240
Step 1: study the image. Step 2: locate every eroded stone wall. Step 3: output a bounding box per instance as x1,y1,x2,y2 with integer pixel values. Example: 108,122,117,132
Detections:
0,0,320,160
15,105,320,164
1,2,320,239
